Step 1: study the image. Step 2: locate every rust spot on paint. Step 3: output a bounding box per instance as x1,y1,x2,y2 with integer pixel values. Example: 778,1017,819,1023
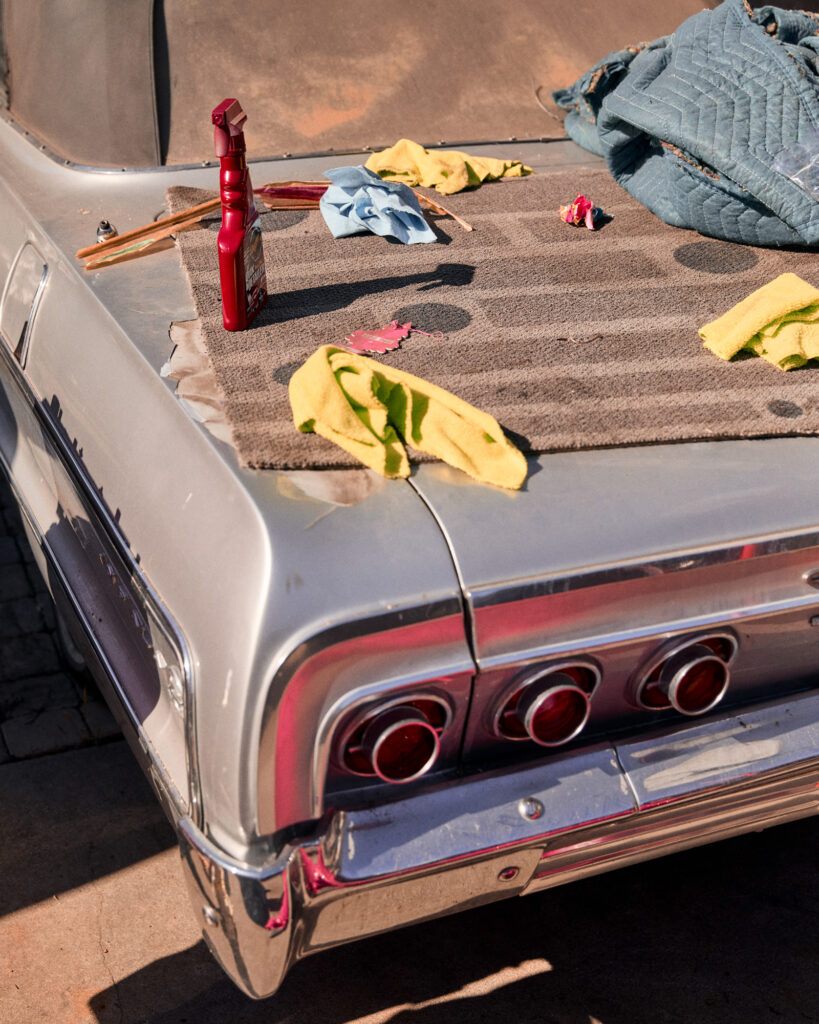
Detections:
288,84,380,139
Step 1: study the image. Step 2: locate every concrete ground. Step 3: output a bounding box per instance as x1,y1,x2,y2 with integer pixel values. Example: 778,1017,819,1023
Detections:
0,477,121,764
3,472,819,1024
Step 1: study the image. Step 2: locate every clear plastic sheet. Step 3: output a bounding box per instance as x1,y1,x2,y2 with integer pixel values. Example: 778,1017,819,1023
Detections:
773,129,819,200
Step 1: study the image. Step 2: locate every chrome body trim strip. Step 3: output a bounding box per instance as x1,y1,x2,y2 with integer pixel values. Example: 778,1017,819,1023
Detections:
178,691,819,998
0,241,48,367
469,530,819,610
0,337,201,827
0,238,28,315
16,257,48,369
475,582,819,675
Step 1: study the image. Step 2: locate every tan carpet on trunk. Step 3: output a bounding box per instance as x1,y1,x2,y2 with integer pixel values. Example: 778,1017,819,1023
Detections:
169,170,819,470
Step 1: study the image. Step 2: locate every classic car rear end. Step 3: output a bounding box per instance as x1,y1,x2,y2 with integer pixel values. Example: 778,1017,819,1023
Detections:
1,0,819,1000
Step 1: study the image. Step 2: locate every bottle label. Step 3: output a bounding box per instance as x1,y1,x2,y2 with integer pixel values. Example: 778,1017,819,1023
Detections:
243,222,267,318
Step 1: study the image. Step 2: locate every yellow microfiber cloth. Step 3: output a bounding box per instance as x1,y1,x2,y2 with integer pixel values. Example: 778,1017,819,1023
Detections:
289,346,528,490
699,273,819,371
365,138,532,196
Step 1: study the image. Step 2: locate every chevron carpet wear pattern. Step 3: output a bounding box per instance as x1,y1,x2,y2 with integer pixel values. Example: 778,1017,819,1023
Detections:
170,170,819,471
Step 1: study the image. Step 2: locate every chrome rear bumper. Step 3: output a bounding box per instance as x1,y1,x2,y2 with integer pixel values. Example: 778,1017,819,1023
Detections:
180,691,819,998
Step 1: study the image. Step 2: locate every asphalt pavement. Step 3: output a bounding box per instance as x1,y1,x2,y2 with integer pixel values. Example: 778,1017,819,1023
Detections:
3,469,819,1024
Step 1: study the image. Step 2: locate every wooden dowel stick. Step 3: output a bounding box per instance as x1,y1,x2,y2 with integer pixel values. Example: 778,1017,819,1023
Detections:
76,197,220,259
411,188,473,232
81,212,210,268
77,179,472,269
81,197,322,269
77,182,327,262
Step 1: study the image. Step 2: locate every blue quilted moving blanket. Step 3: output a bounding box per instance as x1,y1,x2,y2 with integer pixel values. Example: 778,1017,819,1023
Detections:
553,0,819,247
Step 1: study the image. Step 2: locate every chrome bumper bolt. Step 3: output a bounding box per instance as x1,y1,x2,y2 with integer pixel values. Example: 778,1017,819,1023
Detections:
518,796,544,820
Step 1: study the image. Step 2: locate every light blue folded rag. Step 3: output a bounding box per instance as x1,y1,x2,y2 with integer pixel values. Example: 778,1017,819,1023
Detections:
319,165,437,244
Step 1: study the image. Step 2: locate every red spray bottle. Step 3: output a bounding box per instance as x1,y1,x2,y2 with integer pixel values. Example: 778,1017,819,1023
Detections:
212,98,267,331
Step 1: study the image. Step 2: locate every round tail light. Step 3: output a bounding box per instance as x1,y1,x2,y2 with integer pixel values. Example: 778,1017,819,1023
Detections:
362,707,440,783
637,634,735,715
659,644,729,715
496,667,595,747
518,678,590,746
341,702,445,784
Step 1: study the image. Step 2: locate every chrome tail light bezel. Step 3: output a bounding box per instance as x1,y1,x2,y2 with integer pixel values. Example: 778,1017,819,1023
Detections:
493,661,601,747
361,706,441,783
634,632,738,716
335,693,453,784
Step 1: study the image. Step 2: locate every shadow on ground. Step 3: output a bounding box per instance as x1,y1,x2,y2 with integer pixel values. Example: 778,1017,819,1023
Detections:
0,742,175,917
91,815,819,1024
4,434,819,1023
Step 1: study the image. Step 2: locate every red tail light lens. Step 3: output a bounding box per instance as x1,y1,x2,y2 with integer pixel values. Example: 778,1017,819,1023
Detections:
637,636,734,715
519,681,590,747
660,645,729,715
497,667,596,747
365,709,439,783
341,701,446,784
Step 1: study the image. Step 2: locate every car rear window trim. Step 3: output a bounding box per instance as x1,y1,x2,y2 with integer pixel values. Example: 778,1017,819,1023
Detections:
0,108,565,175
